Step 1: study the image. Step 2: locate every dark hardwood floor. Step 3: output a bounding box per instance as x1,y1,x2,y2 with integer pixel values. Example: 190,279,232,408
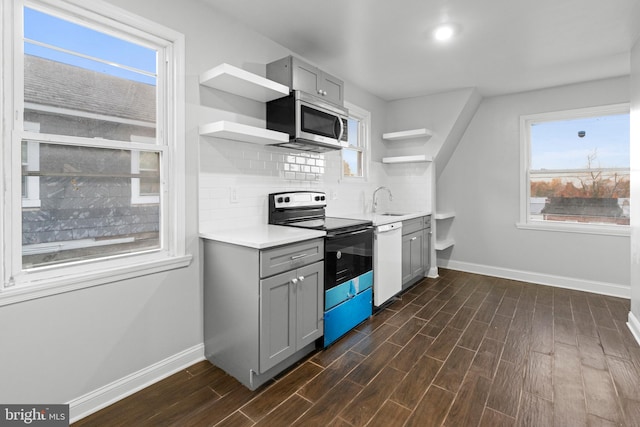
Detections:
74,269,640,426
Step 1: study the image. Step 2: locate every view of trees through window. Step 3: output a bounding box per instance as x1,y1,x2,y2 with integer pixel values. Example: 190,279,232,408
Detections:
527,109,630,226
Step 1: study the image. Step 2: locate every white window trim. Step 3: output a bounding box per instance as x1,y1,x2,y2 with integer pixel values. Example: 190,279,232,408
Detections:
517,103,630,237
341,101,370,180
0,0,190,306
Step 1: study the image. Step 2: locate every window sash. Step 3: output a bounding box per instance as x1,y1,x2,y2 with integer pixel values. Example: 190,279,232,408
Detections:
1,0,188,301
518,103,630,234
342,102,370,179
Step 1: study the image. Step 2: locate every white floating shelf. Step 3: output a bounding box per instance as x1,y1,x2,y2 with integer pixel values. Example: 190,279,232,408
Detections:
435,239,455,251
382,155,433,164
382,128,433,141
199,121,289,145
435,212,456,220
199,63,290,102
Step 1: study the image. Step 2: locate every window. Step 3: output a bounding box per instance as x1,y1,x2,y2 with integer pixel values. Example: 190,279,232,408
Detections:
342,102,370,179
519,104,630,234
1,0,189,302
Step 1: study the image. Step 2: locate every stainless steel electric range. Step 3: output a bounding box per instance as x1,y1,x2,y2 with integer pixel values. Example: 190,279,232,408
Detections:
268,191,373,347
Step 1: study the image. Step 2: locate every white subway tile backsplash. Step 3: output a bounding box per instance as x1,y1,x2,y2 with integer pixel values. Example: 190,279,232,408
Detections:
199,138,363,232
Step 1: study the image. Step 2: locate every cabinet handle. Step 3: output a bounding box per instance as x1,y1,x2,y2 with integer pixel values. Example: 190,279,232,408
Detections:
290,253,307,260
298,276,304,282
411,237,417,241
317,89,323,95
291,278,298,285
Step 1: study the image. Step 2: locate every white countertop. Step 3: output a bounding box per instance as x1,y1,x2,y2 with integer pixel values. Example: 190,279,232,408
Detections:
200,224,326,249
337,211,431,226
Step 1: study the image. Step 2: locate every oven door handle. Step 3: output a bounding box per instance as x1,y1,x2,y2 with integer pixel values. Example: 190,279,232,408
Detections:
327,227,373,238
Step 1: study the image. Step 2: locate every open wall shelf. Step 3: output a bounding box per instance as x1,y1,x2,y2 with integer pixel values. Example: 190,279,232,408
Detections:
382,155,433,164
199,121,288,145
199,63,289,102
382,128,433,141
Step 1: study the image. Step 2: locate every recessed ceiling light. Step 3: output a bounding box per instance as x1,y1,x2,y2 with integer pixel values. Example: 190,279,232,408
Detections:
433,24,456,41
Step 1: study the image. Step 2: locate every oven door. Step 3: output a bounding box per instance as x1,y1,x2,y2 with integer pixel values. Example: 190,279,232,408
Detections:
324,227,373,290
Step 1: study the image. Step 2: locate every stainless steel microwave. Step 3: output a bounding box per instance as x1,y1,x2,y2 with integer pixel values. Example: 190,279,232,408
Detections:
266,91,349,153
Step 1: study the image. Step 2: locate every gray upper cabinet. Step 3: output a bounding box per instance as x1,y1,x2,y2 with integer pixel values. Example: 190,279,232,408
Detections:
267,56,344,106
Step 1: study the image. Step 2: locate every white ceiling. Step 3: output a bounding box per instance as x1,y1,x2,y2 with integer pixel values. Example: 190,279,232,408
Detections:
202,0,640,101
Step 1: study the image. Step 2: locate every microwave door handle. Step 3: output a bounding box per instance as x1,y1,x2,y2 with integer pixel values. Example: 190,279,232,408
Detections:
335,116,344,141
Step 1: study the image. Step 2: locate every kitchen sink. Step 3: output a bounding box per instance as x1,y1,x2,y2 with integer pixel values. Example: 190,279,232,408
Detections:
378,212,407,216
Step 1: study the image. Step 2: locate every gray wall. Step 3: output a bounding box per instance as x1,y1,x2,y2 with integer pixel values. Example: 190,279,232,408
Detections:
437,76,631,296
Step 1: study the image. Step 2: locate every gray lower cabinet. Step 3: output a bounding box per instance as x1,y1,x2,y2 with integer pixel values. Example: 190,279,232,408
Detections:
259,261,323,372
203,237,324,390
401,216,431,289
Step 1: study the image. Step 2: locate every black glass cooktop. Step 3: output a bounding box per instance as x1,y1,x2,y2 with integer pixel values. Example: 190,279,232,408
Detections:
285,217,372,232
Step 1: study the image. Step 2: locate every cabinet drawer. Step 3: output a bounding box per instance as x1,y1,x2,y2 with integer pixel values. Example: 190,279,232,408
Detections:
423,215,431,229
402,218,423,235
260,238,324,278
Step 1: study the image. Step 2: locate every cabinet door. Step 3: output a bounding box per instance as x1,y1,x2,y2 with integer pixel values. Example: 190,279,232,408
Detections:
295,261,324,348
410,231,424,278
401,233,412,285
320,72,344,105
291,58,321,96
402,230,424,286
259,272,296,373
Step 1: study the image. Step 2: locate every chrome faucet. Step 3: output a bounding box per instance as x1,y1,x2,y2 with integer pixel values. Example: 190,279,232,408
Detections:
372,186,392,213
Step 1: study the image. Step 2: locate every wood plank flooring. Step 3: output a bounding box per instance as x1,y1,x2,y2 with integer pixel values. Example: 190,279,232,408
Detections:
73,269,640,426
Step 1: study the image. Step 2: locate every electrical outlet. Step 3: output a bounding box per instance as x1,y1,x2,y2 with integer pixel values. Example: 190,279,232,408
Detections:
229,187,238,203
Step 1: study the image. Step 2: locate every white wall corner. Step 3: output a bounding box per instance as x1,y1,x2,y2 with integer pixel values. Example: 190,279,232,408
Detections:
628,312,640,346
68,344,205,423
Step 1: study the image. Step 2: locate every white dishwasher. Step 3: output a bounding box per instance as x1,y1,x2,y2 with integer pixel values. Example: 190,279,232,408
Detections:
374,222,403,307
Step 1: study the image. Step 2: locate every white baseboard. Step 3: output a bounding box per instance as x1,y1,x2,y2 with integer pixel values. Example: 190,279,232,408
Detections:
69,343,205,423
628,312,640,346
427,266,439,278
438,259,630,299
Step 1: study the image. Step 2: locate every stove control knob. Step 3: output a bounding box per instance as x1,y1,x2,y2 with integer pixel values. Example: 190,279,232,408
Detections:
314,196,320,201
321,196,326,201
284,197,290,203
277,197,284,203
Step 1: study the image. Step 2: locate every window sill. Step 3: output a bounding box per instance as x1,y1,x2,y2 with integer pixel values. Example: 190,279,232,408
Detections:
515,221,630,237
0,253,192,307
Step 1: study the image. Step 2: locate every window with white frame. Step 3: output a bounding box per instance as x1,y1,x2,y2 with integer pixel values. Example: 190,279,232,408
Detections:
1,0,188,300
519,104,630,234
342,103,370,179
